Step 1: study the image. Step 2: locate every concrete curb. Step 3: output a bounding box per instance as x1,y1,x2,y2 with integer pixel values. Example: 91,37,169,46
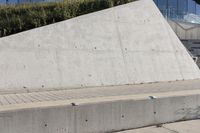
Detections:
1,91,200,133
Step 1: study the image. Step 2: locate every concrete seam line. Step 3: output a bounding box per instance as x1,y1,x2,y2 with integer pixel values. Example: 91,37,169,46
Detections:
162,126,179,133
113,8,131,82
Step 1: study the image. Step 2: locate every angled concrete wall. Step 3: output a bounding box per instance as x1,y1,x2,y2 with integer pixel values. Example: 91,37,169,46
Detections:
0,0,199,92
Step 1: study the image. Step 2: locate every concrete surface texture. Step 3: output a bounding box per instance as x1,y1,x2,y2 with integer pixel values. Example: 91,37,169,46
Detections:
117,119,200,133
168,20,200,40
1,80,200,133
0,0,199,92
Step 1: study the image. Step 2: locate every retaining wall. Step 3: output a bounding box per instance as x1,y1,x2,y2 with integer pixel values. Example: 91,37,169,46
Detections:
1,91,200,133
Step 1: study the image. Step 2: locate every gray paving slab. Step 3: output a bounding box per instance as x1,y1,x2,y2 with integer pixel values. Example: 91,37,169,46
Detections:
164,120,200,133
117,120,200,133
118,127,172,133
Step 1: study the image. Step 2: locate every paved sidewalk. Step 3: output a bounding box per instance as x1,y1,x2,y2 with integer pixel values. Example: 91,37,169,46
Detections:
0,79,200,106
117,119,200,133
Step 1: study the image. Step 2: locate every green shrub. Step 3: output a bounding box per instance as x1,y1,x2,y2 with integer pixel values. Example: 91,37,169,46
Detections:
0,0,137,37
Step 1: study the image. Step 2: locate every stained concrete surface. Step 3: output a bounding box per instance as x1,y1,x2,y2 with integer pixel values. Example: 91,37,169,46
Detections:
117,120,200,133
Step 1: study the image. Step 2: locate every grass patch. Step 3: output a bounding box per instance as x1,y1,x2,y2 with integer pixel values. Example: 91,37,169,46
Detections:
0,0,137,37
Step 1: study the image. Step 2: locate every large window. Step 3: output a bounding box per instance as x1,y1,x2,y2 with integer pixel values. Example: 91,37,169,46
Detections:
168,0,178,18
155,0,167,16
7,0,18,4
0,0,6,4
168,0,177,10
154,0,200,22
157,0,167,10
178,0,188,14
196,3,200,15
154,0,200,14
188,0,196,13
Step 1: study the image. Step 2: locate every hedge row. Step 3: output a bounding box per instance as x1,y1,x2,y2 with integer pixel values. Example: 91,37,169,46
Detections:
0,0,136,37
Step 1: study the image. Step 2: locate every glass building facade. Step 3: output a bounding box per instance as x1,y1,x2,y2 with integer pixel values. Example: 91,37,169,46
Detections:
154,0,200,23
1,0,200,24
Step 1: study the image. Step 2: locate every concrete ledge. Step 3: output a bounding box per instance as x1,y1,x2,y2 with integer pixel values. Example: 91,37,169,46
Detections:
1,90,200,133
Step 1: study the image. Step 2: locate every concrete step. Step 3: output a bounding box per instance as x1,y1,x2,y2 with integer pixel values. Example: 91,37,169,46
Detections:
1,80,200,133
